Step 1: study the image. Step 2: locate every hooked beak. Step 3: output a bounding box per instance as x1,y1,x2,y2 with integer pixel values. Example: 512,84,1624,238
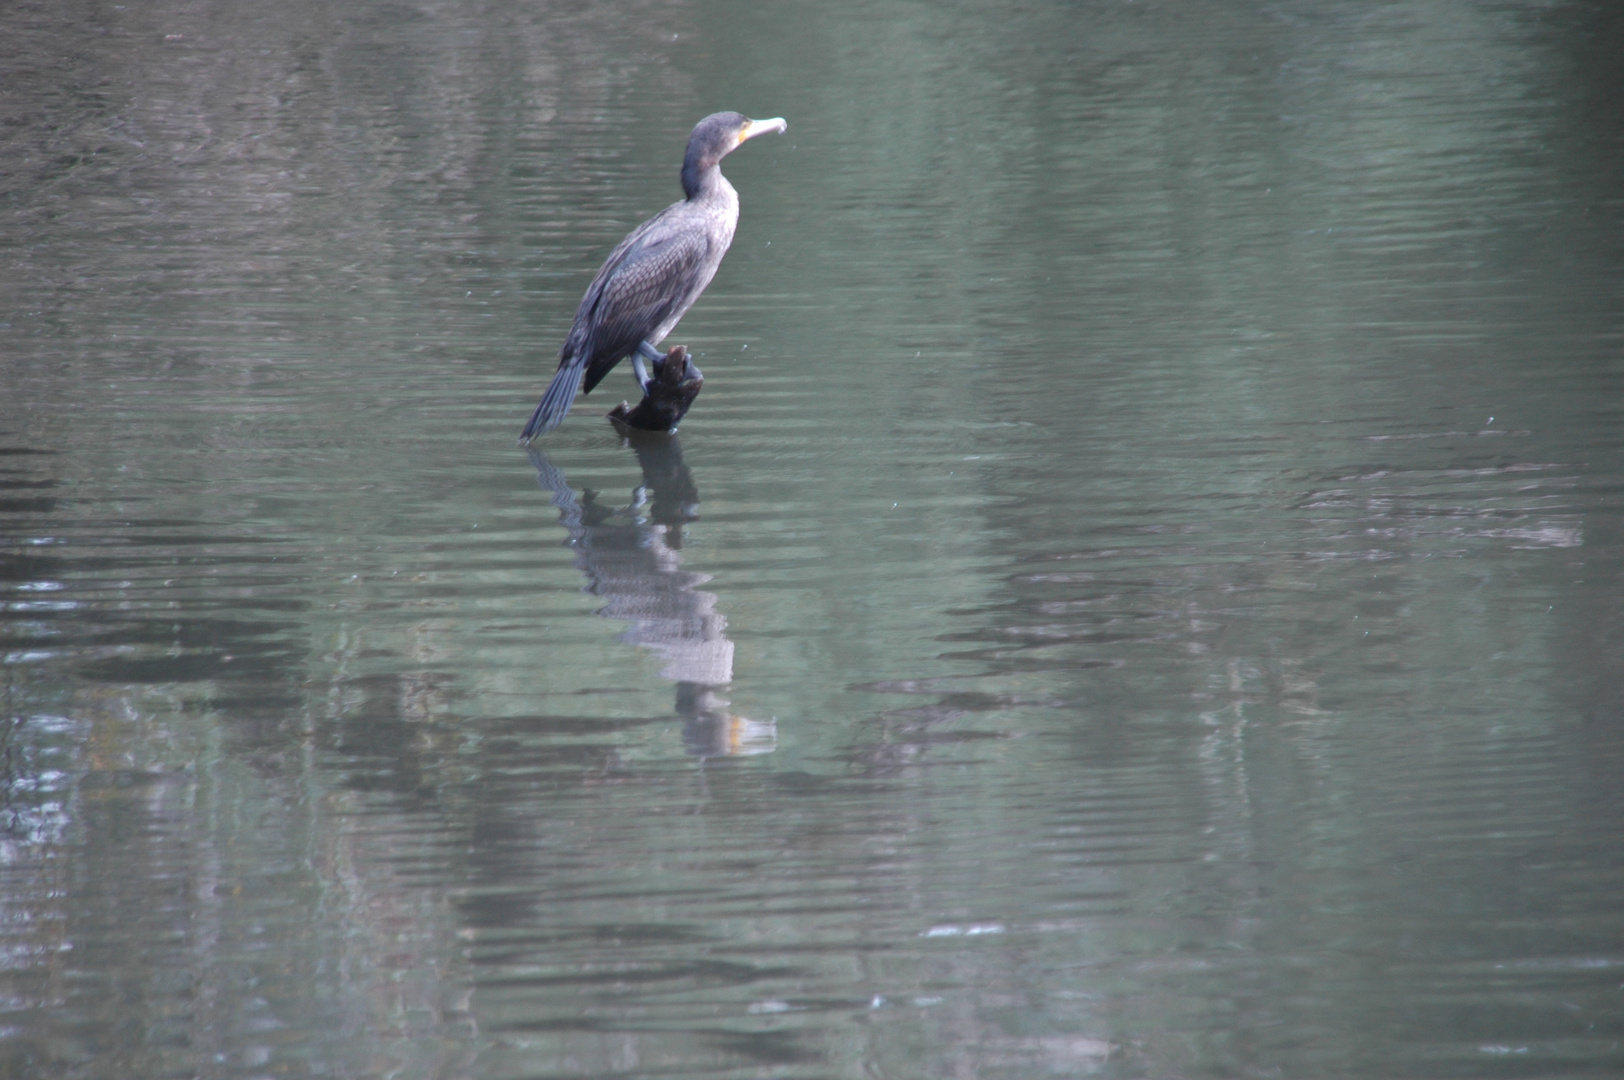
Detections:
739,116,788,144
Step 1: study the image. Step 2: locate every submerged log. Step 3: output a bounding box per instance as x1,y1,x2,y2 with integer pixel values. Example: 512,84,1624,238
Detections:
608,345,704,433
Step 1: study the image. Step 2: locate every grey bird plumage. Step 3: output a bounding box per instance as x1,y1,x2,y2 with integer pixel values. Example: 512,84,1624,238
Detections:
520,112,787,441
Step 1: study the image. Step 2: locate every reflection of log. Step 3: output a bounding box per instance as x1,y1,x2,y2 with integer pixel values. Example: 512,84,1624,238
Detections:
609,345,703,433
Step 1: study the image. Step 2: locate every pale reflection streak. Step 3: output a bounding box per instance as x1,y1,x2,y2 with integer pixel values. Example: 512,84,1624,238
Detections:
529,440,774,757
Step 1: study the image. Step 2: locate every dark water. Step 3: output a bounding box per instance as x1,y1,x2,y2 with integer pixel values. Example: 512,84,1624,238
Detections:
4,1,1623,1077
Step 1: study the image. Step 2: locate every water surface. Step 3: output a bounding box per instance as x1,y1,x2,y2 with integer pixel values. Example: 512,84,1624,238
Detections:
3,1,1623,1077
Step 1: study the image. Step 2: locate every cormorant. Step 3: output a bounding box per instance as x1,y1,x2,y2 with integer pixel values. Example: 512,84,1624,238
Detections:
519,112,787,441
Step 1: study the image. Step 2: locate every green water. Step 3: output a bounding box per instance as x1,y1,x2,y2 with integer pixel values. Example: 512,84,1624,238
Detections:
3,1,1622,1077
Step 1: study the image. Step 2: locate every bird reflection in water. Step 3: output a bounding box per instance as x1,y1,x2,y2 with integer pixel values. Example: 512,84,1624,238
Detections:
528,436,774,758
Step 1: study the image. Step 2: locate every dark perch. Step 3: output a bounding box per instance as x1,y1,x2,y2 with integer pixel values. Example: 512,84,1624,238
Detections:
609,345,704,433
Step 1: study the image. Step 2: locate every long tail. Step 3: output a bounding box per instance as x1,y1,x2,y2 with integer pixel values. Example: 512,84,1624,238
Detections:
519,362,585,443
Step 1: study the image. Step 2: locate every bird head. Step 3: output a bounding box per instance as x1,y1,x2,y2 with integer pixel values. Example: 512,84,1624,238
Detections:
682,112,787,196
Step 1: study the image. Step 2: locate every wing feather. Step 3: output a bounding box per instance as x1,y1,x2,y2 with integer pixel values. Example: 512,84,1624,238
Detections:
561,205,718,395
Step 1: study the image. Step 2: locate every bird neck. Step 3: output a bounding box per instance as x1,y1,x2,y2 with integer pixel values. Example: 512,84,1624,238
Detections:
681,156,728,201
